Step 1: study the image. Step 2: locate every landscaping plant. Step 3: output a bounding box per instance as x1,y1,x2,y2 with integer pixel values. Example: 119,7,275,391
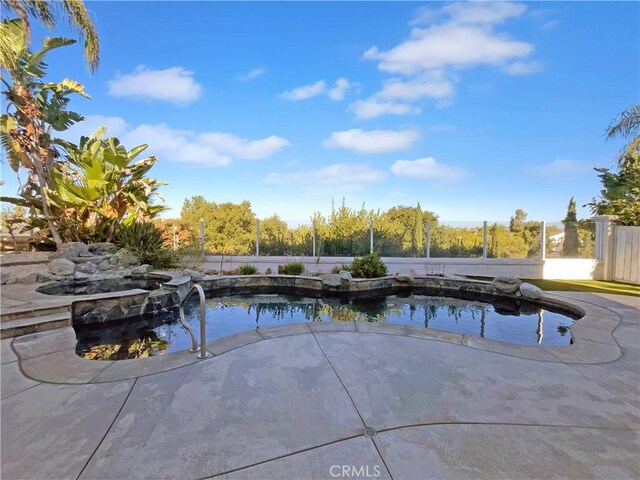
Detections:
278,261,304,275
350,253,388,278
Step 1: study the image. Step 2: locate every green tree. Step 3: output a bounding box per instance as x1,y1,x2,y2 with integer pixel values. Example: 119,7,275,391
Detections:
562,197,579,257
0,18,90,246
1,0,100,72
181,197,257,255
587,153,640,226
509,209,527,233
259,214,288,255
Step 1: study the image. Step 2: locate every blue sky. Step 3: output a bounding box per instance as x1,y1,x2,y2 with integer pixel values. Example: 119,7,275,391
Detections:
2,1,639,226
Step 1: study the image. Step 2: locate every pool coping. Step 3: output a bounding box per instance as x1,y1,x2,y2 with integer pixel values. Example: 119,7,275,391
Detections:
6,292,625,385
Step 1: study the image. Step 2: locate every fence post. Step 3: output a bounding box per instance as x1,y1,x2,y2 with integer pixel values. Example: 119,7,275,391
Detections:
255,219,260,256
370,221,374,254
540,221,546,260
199,218,205,256
591,215,617,280
312,221,316,257
482,221,488,259
426,221,431,258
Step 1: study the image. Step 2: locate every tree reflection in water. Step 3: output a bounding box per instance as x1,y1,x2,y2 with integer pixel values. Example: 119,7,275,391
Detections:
79,331,170,360
77,294,577,360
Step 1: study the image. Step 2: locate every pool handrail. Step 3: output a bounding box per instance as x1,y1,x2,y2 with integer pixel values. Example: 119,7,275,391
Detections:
178,284,211,359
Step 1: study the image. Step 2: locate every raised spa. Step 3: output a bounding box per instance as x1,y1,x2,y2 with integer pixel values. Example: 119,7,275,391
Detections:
37,277,167,296
75,293,577,360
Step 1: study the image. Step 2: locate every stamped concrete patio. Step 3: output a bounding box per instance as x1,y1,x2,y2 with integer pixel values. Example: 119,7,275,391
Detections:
1,291,639,479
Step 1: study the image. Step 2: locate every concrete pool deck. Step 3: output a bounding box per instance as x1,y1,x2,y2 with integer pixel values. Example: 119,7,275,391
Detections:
1,291,639,479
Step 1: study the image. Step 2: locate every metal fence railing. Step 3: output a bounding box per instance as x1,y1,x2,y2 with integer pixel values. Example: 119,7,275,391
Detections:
190,218,597,260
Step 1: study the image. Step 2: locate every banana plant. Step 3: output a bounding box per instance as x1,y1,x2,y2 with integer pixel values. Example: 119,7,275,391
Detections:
1,18,89,247
47,127,168,242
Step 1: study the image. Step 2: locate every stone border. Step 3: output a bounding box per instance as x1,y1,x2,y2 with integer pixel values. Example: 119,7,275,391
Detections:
7,291,623,385
66,274,585,327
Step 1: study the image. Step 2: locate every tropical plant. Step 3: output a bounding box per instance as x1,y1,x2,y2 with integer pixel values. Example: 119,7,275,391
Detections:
1,0,99,72
606,105,640,166
278,261,304,275
238,264,258,275
350,253,388,278
46,127,168,242
115,222,176,268
0,18,90,246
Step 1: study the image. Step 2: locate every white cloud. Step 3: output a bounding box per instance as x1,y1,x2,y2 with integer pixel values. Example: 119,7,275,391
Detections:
264,163,386,192
502,61,543,76
377,73,455,101
126,124,231,167
391,157,470,181
61,115,129,140
349,99,420,120
198,132,291,160
524,159,594,177
364,24,533,74
442,2,527,26
62,115,290,167
412,2,527,27
238,67,267,81
542,20,559,30
280,80,326,101
323,129,419,154
107,66,202,104
328,78,351,101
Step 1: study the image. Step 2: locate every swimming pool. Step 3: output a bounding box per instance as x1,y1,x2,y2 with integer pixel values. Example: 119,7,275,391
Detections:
75,293,577,360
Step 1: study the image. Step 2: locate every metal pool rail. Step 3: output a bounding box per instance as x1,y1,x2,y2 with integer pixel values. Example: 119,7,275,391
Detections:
178,284,211,359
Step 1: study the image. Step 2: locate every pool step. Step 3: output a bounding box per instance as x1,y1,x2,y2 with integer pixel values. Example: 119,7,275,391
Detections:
0,311,71,339
0,305,70,323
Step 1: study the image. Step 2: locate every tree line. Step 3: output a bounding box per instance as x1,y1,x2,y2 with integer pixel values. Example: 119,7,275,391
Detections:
170,195,594,259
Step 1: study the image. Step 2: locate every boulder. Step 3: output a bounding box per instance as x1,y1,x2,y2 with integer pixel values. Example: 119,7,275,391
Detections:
76,262,98,275
89,242,118,255
51,242,90,259
132,264,152,275
321,273,341,287
37,272,54,283
491,276,522,294
98,259,113,271
50,258,75,276
520,282,543,300
396,269,416,283
1,272,8,285
74,271,92,280
17,272,39,284
338,270,352,281
118,253,139,267
183,268,203,282
5,275,18,285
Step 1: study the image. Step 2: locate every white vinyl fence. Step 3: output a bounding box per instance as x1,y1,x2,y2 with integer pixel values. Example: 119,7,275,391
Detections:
613,226,640,284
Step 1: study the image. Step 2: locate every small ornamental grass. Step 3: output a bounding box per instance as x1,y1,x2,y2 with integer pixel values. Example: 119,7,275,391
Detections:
278,261,304,275
238,264,258,275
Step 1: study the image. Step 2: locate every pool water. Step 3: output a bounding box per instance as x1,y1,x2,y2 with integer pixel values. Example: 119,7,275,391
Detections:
75,294,576,360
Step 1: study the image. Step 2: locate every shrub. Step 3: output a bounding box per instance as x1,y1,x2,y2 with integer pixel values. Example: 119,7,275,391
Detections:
331,263,352,274
116,222,177,268
278,261,304,275
238,264,258,275
350,253,388,278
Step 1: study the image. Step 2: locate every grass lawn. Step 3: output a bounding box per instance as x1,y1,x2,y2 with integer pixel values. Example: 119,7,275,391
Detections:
468,277,640,297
